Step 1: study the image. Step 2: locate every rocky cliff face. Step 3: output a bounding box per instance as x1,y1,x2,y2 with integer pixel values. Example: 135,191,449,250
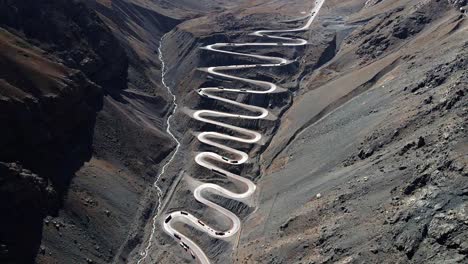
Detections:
0,2,117,259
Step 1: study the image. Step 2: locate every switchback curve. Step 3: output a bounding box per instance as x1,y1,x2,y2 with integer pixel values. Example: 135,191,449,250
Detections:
149,1,325,263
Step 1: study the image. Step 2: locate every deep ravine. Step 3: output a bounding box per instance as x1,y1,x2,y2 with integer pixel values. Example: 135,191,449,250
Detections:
137,34,181,264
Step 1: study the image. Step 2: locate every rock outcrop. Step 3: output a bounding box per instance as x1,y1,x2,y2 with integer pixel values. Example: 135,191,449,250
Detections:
0,0,128,262
0,0,128,90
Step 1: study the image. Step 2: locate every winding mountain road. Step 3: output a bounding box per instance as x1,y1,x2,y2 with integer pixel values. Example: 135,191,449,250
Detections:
161,1,325,263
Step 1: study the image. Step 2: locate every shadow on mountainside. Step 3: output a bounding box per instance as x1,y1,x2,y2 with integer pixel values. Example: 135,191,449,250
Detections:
0,0,130,262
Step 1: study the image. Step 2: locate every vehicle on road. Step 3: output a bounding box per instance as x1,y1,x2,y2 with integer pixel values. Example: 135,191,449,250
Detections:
190,251,196,259
165,215,172,223
180,242,189,251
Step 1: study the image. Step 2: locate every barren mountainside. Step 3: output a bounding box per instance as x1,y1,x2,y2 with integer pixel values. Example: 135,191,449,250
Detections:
0,0,466,264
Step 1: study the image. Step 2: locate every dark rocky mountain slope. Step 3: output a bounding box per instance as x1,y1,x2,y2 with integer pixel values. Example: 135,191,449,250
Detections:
0,0,127,261
0,0,167,263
